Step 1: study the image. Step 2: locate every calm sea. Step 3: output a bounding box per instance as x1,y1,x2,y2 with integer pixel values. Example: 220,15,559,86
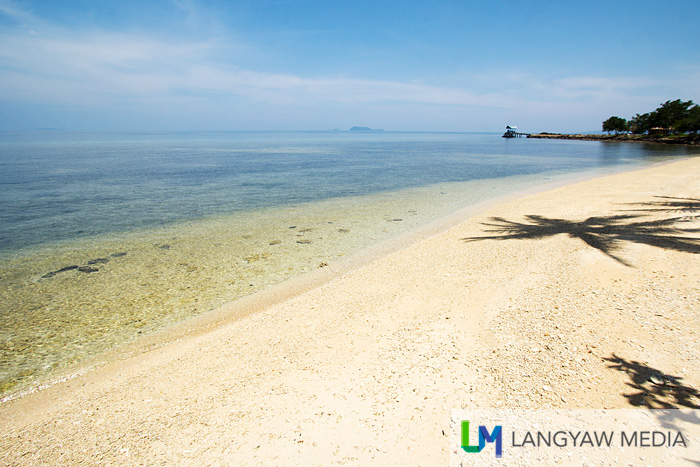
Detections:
1,130,692,255
0,130,694,398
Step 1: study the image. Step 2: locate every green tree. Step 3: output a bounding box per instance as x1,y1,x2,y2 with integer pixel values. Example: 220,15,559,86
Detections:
602,116,628,134
629,113,651,134
675,104,700,134
654,99,694,131
610,99,697,135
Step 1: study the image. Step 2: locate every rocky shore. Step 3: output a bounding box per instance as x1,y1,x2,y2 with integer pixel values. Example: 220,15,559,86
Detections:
528,132,700,145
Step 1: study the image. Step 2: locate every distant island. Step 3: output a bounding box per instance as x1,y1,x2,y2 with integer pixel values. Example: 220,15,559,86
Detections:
349,126,384,132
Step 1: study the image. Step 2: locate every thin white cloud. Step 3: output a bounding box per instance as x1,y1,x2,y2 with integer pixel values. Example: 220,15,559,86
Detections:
0,1,695,131
0,23,495,109
0,1,511,111
0,0,36,25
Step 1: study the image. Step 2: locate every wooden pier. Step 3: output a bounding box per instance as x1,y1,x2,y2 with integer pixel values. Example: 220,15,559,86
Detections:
502,131,530,138
502,125,530,138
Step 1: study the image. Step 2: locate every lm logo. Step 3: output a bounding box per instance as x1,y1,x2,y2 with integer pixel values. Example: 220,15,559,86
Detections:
461,421,503,458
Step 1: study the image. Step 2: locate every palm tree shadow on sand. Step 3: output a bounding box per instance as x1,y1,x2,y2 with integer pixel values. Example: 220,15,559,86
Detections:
604,354,700,409
462,197,700,267
622,196,700,215
606,353,700,461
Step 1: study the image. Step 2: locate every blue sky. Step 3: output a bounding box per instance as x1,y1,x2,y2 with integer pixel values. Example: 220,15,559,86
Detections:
0,0,698,132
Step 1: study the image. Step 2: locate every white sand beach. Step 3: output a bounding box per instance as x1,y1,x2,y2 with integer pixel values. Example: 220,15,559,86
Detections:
1,157,699,466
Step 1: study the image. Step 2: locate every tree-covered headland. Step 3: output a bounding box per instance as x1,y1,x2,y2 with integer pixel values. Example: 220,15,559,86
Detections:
603,99,700,135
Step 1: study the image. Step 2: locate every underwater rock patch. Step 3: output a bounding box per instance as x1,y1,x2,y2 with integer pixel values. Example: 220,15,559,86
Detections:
77,266,99,273
41,265,79,279
41,251,126,279
87,257,110,265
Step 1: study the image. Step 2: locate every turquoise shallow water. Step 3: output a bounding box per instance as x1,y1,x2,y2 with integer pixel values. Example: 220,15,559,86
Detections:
1,130,693,255
0,131,694,398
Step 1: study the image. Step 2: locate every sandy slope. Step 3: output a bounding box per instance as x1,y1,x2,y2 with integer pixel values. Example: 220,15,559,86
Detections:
1,158,699,466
